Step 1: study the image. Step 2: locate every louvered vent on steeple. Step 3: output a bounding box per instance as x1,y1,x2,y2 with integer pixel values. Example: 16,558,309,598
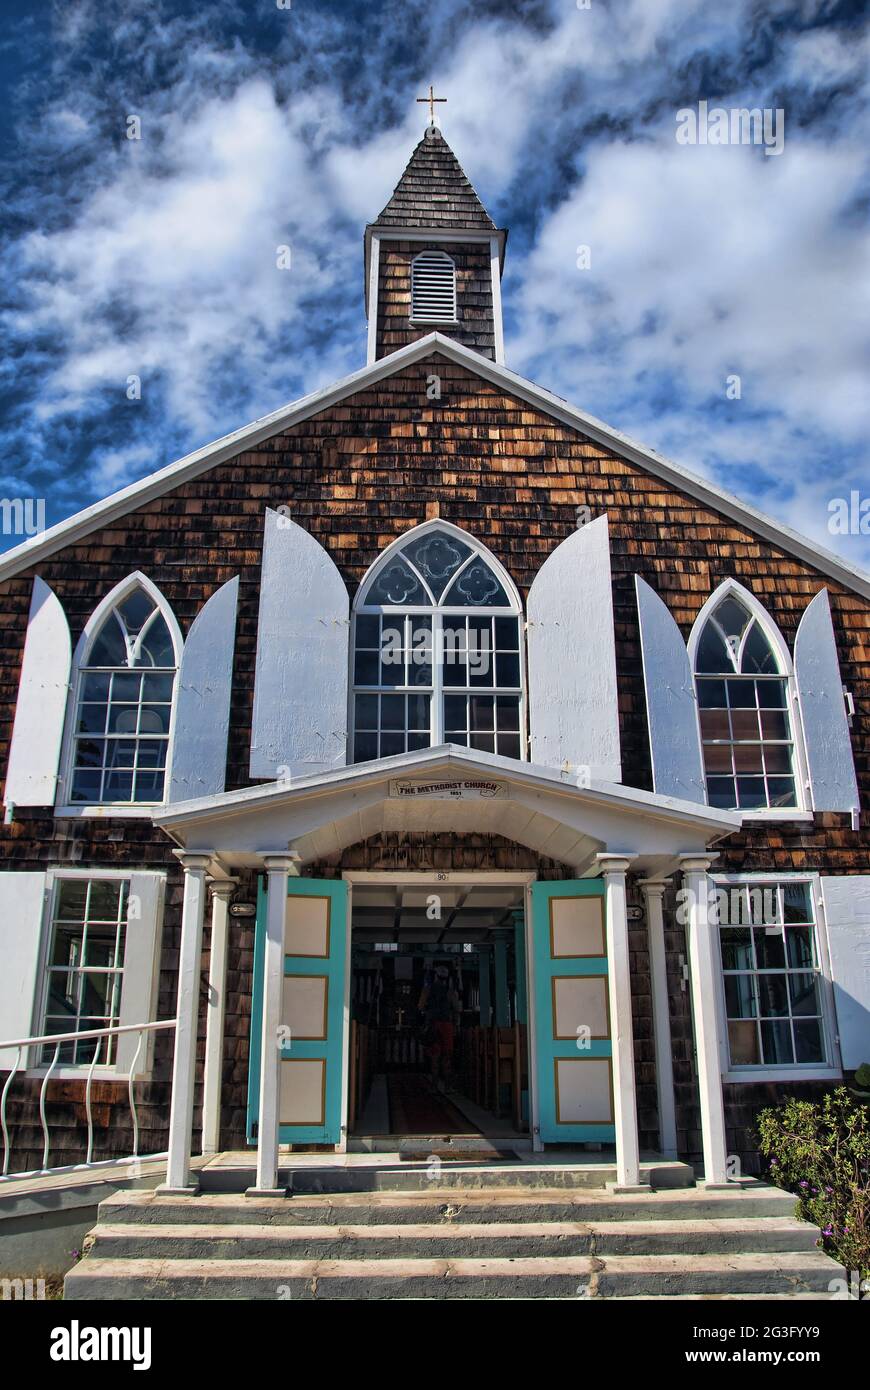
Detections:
411,250,457,323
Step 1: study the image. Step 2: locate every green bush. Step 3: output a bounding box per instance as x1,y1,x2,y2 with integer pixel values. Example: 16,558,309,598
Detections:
757,1088,870,1282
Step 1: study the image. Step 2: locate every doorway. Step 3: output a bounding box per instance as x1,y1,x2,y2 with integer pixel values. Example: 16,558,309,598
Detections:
344,876,532,1142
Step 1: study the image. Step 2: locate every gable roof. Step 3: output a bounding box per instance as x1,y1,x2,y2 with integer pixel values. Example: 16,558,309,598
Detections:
1,331,868,600
369,126,497,232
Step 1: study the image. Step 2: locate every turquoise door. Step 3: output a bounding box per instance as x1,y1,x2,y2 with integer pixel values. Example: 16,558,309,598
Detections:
531,880,615,1144
248,877,349,1146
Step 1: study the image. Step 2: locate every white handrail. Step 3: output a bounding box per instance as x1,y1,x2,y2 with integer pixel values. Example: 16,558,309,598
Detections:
0,1019,174,1050
0,1019,177,1181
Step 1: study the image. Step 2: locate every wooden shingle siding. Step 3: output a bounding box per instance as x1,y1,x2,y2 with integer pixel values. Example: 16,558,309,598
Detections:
371,129,497,231
376,240,495,359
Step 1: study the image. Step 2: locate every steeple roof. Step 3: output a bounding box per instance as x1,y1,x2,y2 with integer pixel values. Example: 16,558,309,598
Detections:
370,126,497,231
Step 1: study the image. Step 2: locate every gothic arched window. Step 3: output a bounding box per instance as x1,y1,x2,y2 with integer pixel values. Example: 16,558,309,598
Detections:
691,584,799,811
351,524,525,764
66,576,181,805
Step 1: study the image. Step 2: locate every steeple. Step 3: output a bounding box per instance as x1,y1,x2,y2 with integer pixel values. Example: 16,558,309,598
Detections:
364,122,507,364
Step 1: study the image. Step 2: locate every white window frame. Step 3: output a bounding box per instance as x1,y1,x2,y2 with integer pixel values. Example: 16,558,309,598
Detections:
688,579,812,821
410,249,458,326
711,871,842,1084
349,520,528,764
55,572,183,817
27,868,136,1079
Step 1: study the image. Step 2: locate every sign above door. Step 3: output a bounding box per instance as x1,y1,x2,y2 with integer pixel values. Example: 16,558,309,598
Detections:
388,778,509,800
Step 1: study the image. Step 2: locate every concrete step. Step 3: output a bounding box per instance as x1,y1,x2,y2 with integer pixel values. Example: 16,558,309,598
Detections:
87,1215,821,1262
64,1249,843,1301
98,1182,801,1228
199,1159,695,1195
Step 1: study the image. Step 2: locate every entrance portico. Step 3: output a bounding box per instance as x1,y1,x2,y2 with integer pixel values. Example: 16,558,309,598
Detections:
152,746,741,1194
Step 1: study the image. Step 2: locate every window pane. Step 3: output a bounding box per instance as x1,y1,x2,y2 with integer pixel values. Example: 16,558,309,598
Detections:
707,776,735,808
762,744,792,774
138,705,171,736
137,613,174,667
741,622,778,674
767,777,796,807
355,694,378,729
469,697,494,731
705,744,732,772
788,974,819,1017
786,925,815,970
728,1020,760,1065
134,771,165,802
759,710,788,740
77,704,107,734
444,695,467,730
730,709,759,738
381,694,405,730
469,732,495,753
407,694,430,730
380,732,404,757
700,710,730,739
720,927,754,970
758,680,787,709
761,1020,794,1064
443,557,508,606
736,776,766,809
494,617,519,650
724,974,757,1018
697,678,727,708
734,744,763,773
366,560,428,605
498,733,522,760
353,650,379,685
757,973,789,1016
496,696,520,731
355,614,380,646
754,928,786,969
71,770,101,802
56,880,89,920
354,733,378,763
794,1019,824,1063
87,614,127,667
81,672,110,701
403,532,470,598
696,623,731,673
495,651,520,687
783,882,812,924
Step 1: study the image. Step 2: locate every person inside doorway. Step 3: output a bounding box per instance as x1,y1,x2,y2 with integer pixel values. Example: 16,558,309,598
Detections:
418,962,460,1092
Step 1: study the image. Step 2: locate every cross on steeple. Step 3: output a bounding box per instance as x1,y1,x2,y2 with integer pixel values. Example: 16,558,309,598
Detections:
416,84,446,125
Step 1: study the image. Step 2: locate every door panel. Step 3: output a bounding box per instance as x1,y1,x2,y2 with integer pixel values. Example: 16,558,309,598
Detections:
248,877,348,1145
531,880,615,1143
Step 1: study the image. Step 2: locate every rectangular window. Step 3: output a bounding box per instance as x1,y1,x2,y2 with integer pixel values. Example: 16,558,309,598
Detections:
41,878,129,1064
698,675,796,810
717,880,829,1069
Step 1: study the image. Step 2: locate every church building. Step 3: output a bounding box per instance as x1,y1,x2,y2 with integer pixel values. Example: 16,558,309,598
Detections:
1,118,868,1202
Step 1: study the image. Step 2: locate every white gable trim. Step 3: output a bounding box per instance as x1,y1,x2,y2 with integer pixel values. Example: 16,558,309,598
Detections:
1,333,867,601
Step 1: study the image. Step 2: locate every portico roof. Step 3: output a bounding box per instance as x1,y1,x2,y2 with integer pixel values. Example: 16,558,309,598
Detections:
153,745,741,878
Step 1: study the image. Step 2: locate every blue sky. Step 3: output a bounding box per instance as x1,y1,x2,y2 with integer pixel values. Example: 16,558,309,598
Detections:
1,0,868,565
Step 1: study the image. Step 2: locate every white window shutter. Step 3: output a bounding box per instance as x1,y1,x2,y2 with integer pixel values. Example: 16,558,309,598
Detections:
250,510,349,780
794,589,859,813
0,871,46,1066
635,576,705,802
4,578,71,808
116,872,166,1074
820,875,870,1070
526,515,621,782
168,576,239,802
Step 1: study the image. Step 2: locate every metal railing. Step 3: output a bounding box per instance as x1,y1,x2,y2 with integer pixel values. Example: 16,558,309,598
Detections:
0,1019,176,1182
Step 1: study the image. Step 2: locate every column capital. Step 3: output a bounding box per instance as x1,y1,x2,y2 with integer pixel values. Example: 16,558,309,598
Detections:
639,877,671,897
260,851,301,873
596,853,638,877
208,877,239,900
678,853,719,875
173,850,214,873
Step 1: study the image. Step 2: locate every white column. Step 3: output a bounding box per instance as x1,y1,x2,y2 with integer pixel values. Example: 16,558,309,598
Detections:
161,851,212,1194
249,854,296,1196
597,853,645,1191
679,854,731,1187
640,878,678,1160
201,879,237,1156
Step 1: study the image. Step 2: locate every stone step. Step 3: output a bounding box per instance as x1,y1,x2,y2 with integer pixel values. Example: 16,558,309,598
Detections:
98,1183,800,1228
198,1159,695,1195
88,1215,821,1261
65,1249,843,1301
